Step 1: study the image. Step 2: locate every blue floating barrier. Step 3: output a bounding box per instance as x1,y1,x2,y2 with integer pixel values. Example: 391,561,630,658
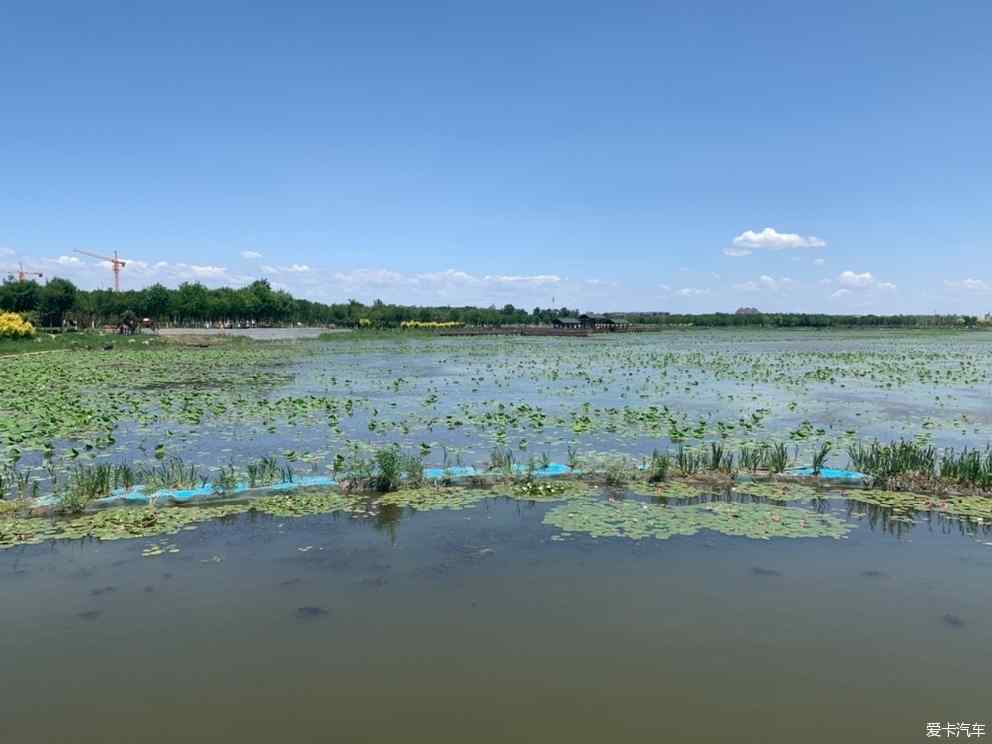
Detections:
510,463,572,478
787,466,867,482
423,466,478,480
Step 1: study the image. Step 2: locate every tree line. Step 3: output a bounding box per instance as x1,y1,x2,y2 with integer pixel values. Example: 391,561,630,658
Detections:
0,276,577,328
0,274,978,329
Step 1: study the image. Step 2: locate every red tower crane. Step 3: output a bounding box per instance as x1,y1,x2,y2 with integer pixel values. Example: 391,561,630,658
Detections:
75,250,127,291
0,262,44,282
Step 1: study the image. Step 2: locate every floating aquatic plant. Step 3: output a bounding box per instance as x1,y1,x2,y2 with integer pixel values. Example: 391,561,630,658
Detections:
377,485,489,511
543,499,852,541
492,479,596,502
733,481,819,502
845,488,992,522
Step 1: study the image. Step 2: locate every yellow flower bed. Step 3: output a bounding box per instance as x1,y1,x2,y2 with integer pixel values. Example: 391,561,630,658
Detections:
0,312,36,338
400,321,464,329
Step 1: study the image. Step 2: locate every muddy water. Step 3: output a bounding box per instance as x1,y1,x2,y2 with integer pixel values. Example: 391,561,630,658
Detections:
2,497,989,743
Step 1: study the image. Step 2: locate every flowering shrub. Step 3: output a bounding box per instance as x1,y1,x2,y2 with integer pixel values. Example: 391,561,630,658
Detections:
400,321,464,329
0,312,36,338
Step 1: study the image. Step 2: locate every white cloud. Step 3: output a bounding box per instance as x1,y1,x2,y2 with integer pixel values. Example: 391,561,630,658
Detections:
188,264,228,278
0,247,14,257
414,269,476,286
831,289,852,299
26,254,252,290
732,227,827,251
263,263,312,274
813,258,826,266
734,275,796,292
658,284,672,292
483,274,561,287
945,278,992,292
723,246,753,257
676,287,711,297
332,268,414,287
240,250,263,260
832,270,896,294
838,270,875,288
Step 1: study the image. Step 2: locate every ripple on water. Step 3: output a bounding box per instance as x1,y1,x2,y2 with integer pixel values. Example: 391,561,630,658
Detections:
294,606,329,621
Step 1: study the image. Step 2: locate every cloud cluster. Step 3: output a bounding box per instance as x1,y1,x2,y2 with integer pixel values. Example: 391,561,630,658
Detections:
733,275,796,292
262,263,312,274
945,278,991,292
836,270,895,291
726,227,826,256
25,254,255,289
838,270,874,288
830,269,895,299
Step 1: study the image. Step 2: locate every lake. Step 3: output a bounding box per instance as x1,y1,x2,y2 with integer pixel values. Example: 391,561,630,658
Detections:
2,329,990,742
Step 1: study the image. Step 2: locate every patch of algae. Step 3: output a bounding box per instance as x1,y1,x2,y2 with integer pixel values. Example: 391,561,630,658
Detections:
543,499,853,541
843,488,992,522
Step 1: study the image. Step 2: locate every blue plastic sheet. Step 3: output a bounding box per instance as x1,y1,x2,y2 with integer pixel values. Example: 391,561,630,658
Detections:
787,466,867,482
45,463,578,511
422,465,479,480
89,475,338,508
512,462,573,478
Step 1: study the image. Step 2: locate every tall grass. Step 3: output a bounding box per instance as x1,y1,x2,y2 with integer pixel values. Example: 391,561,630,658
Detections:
848,440,936,480
566,445,581,470
705,442,735,473
143,457,207,492
333,446,424,493
605,458,631,487
488,446,515,476
246,456,287,488
59,463,116,514
848,439,992,489
738,447,762,473
811,442,832,476
1,464,39,501
766,443,791,474
213,464,240,493
647,450,670,483
676,446,702,476
939,446,992,489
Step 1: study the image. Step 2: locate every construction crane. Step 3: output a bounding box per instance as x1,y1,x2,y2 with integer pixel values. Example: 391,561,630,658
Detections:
75,249,127,291
0,262,44,282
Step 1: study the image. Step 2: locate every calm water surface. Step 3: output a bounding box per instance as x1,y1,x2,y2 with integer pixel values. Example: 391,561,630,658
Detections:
3,495,989,743
4,331,992,742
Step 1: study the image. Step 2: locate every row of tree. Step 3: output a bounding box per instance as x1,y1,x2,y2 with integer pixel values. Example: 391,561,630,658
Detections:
0,275,979,329
0,275,577,328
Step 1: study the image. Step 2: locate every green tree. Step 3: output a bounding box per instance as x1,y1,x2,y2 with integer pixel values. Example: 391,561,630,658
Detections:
39,278,78,326
142,283,172,321
0,279,42,313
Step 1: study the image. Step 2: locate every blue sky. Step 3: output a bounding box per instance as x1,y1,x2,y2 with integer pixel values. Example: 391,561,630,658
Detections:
2,1,990,312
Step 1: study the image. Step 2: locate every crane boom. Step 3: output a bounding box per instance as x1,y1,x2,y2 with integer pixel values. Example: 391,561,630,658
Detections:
1,262,44,281
75,249,127,291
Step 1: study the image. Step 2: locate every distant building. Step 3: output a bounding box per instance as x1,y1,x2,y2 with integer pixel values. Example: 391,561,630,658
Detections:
552,317,582,329
575,314,630,330
579,314,613,329
736,307,761,315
